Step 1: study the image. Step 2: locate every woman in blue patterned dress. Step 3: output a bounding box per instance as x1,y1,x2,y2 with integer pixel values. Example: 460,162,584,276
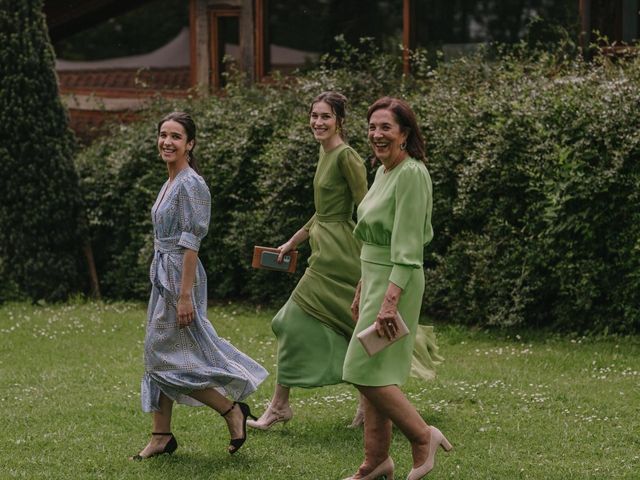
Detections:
132,112,268,460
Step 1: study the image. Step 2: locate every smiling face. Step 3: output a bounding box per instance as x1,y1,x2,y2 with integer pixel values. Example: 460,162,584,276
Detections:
309,101,340,144
157,120,194,168
368,108,408,167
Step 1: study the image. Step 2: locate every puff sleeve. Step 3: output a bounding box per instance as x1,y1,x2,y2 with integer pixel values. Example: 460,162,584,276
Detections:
337,147,368,207
177,176,211,252
388,163,433,289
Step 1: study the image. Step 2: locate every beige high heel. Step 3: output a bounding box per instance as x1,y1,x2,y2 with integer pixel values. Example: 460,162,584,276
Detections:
246,403,293,430
406,427,452,480
344,457,395,480
348,401,365,428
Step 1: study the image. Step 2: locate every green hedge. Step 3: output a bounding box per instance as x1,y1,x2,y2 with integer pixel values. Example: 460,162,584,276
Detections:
77,42,640,333
0,0,84,302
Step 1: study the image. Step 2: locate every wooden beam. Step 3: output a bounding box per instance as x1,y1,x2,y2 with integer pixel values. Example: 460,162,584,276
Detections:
254,0,266,80
44,0,153,42
579,0,591,54
193,0,210,87
239,0,256,83
403,0,411,75
190,0,197,88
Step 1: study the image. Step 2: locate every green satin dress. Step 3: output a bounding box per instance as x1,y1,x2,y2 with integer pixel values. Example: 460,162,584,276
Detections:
272,144,367,387
343,158,441,387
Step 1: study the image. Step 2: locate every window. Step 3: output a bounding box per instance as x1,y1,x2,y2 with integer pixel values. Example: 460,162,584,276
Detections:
412,0,579,59
209,9,240,88
260,0,403,75
54,0,189,61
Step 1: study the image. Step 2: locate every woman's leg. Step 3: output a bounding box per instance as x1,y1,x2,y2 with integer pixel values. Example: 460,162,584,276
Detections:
271,383,291,409
188,388,245,445
136,392,175,457
352,394,392,477
358,385,431,468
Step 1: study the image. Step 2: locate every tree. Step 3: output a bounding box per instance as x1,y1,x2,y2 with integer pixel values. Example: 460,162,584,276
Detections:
0,0,84,301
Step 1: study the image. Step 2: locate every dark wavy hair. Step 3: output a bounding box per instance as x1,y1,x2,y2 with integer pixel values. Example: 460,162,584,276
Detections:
366,97,426,164
309,91,348,140
157,111,200,174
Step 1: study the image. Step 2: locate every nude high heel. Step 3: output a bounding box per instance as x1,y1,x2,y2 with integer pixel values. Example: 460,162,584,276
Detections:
348,401,365,428
344,457,395,480
246,403,293,430
406,427,452,480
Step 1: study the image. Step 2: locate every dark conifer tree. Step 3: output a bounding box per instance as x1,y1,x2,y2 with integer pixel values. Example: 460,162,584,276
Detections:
0,0,83,301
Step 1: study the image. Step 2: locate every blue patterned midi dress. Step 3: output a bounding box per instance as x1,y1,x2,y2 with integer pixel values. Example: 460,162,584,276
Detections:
141,167,268,412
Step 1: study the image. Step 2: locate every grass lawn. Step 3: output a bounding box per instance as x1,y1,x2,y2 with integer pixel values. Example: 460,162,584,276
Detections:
1,301,638,479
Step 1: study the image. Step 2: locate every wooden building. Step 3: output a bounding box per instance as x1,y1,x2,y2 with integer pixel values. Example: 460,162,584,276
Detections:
43,1,639,141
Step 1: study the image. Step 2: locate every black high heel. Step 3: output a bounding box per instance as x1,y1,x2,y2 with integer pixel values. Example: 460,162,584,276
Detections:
221,401,257,454
130,432,178,460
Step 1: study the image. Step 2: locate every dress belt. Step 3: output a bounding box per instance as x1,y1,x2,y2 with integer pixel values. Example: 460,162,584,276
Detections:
316,212,352,222
154,237,183,254
360,243,393,266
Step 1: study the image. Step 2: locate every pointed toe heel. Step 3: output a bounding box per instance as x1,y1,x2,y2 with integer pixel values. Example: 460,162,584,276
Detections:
348,403,365,429
406,427,452,480
246,403,293,430
344,457,394,480
440,435,453,452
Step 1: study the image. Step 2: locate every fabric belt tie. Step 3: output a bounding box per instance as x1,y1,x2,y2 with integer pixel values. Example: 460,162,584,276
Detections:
360,243,393,266
154,237,183,254
316,213,352,222
151,238,183,297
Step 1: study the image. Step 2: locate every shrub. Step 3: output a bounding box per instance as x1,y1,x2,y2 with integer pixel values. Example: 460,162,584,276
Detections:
421,49,640,333
76,41,640,333
0,0,83,302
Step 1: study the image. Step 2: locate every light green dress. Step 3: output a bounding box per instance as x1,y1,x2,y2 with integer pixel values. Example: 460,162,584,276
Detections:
272,144,367,387
343,157,438,387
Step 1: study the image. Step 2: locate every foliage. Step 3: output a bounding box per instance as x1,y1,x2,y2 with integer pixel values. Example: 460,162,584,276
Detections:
419,48,640,334
0,0,83,302
76,38,640,333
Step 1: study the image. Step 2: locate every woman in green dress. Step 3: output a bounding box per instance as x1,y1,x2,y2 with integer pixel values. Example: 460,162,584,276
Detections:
248,92,368,430
342,98,452,480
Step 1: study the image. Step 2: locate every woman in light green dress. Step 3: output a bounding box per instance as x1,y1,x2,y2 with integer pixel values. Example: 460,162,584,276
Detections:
248,92,368,430
342,98,452,480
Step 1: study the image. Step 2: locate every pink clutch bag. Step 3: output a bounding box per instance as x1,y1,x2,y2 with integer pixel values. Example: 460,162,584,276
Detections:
356,312,409,357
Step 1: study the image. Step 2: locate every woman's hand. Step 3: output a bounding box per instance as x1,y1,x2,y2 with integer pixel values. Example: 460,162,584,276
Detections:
276,241,295,263
375,283,402,340
177,294,194,327
276,228,309,263
351,280,362,323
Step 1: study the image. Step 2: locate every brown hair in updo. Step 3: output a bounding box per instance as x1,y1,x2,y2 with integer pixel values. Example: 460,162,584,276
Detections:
157,111,200,174
310,91,348,140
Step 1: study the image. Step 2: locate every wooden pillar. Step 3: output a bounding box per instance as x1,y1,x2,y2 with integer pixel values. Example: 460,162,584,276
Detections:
192,0,210,87
402,0,411,75
239,0,256,83
579,0,591,55
189,0,197,87
254,0,266,81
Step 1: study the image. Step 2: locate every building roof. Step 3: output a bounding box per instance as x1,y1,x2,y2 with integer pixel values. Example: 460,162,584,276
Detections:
44,0,154,42
56,27,190,70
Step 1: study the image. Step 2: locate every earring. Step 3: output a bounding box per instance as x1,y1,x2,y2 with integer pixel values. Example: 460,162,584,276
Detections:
400,142,407,151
